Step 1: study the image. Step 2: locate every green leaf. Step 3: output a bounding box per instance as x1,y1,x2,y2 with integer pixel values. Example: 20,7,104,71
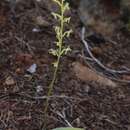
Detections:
52,0,61,6
52,127,84,130
55,41,61,47
54,26,60,34
52,12,62,20
63,29,72,37
63,2,70,13
49,49,58,56
52,61,58,68
60,46,71,55
64,46,71,55
54,26,61,39
63,17,71,23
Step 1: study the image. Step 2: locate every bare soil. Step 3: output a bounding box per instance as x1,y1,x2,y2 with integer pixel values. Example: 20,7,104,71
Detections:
0,1,130,130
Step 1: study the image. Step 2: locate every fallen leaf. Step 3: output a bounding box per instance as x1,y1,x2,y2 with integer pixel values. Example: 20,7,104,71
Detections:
91,47,103,56
33,16,50,27
72,62,116,87
5,76,15,86
0,14,7,26
122,75,130,80
0,5,8,26
15,68,24,74
15,53,34,66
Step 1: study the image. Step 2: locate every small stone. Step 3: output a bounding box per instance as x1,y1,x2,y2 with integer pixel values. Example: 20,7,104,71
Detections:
27,64,37,74
36,85,43,93
32,28,41,32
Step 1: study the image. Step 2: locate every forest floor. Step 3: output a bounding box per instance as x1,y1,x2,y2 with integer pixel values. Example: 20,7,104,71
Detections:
0,1,130,130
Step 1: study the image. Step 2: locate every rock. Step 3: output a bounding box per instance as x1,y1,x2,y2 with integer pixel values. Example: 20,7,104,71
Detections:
27,63,37,74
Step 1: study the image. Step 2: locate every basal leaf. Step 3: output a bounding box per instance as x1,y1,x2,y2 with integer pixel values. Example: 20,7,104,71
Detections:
52,127,84,130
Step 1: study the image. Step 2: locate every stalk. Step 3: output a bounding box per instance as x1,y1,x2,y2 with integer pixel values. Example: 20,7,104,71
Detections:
42,0,72,129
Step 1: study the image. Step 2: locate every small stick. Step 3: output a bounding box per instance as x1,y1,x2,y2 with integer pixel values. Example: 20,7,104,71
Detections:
81,27,130,74
55,111,73,127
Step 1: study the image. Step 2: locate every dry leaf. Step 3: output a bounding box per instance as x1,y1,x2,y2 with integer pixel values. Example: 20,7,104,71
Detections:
0,14,7,25
5,76,15,86
15,68,24,74
122,75,130,80
72,62,116,87
91,47,103,56
33,16,50,27
15,53,33,66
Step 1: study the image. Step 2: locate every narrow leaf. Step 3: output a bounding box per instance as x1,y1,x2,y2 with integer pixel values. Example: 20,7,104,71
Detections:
64,17,71,23
52,0,61,6
63,29,72,37
52,12,62,20
52,127,84,130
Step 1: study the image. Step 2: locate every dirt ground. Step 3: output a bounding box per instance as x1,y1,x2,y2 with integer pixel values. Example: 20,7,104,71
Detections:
0,1,130,130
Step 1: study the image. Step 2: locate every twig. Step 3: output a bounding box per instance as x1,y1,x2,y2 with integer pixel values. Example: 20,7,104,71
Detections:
105,37,118,45
0,38,10,43
78,54,130,83
81,27,130,74
109,77,130,83
0,112,8,127
26,94,84,101
15,36,34,55
98,114,122,128
55,111,73,127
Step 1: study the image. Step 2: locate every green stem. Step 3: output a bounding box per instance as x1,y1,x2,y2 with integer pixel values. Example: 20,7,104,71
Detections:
60,0,64,51
42,56,60,130
43,0,65,129
43,55,60,113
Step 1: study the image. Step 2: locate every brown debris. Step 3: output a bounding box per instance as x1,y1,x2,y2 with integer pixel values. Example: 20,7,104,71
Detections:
5,76,15,86
32,16,50,27
15,53,34,67
0,1,130,130
72,62,117,87
122,75,130,80
91,47,103,56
